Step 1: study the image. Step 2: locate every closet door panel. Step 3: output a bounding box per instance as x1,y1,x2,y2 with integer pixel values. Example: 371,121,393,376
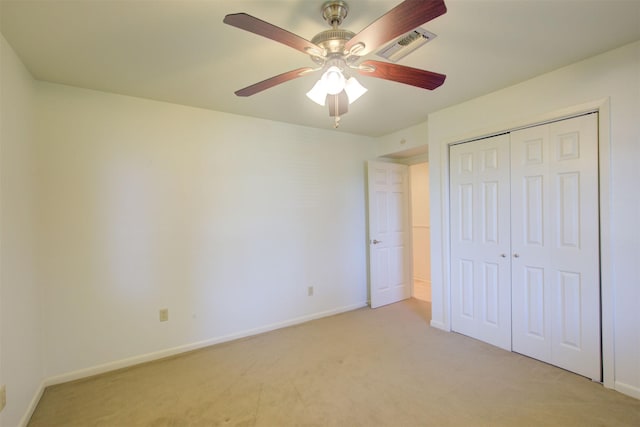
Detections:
512,114,600,380
548,115,600,380
511,125,553,363
450,134,512,351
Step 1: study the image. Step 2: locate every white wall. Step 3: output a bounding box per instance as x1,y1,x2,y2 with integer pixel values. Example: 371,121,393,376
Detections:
35,82,377,381
0,35,43,427
376,121,429,158
426,41,640,397
410,163,430,302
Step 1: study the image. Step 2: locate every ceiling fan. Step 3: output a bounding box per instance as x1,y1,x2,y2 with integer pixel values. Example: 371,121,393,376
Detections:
223,0,447,127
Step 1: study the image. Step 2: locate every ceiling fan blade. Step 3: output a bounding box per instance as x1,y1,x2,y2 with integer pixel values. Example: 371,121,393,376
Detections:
344,0,447,56
224,13,322,56
327,91,349,117
235,67,316,97
356,60,446,90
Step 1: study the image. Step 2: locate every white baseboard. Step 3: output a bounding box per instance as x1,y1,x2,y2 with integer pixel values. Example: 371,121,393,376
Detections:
43,301,368,387
19,381,45,427
615,381,640,400
430,319,447,331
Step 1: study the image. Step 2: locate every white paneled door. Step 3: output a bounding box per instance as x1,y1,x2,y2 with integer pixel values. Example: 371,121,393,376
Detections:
367,162,411,308
450,134,512,350
449,113,601,380
511,114,600,380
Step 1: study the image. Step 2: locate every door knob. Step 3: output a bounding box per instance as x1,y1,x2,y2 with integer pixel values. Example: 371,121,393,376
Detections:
500,254,507,258
372,239,382,244
513,253,520,258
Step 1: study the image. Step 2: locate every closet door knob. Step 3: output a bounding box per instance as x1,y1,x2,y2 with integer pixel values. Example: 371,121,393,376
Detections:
513,253,520,258
500,254,507,258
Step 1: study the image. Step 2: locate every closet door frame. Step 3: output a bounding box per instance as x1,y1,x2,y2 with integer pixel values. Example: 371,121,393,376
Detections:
442,99,613,387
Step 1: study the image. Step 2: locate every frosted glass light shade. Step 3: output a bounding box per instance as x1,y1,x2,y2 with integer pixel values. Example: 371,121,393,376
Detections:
306,79,328,106
323,66,346,95
344,77,367,104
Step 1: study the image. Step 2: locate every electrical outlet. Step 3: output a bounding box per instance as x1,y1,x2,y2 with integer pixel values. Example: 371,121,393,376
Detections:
0,384,6,412
159,308,169,322
308,286,314,296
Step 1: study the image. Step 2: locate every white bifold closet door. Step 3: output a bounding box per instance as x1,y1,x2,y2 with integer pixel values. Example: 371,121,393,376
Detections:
450,134,512,351
450,113,600,380
511,114,600,380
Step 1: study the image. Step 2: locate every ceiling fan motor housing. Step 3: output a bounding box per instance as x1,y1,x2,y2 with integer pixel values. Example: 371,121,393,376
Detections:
311,28,355,55
314,1,354,57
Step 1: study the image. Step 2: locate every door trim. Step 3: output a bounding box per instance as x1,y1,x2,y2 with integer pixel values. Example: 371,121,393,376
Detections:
440,98,613,388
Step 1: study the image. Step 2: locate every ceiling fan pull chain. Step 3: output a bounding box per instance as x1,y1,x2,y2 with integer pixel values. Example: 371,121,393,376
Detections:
331,92,341,128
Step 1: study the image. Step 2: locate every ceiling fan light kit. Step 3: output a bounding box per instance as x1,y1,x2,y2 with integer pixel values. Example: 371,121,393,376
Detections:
305,56,368,107
223,0,447,128
306,72,368,105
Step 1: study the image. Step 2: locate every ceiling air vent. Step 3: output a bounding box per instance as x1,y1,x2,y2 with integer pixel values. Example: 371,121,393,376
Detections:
376,27,437,63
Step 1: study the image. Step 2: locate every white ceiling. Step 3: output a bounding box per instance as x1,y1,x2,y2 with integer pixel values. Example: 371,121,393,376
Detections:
1,0,639,137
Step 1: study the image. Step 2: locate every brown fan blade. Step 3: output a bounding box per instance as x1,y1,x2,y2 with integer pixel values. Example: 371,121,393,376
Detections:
356,60,446,90
327,91,349,117
224,13,323,56
235,67,316,97
344,0,446,56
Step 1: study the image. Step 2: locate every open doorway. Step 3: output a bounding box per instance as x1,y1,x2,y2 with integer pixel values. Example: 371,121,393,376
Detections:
409,162,430,302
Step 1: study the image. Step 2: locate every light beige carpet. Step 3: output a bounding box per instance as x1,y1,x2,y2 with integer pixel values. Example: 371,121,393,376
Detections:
29,299,640,426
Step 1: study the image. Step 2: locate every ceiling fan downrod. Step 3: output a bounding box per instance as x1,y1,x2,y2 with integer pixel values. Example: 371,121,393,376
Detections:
321,1,349,28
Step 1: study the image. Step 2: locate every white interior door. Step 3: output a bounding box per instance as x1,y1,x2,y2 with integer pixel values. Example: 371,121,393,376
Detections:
449,134,512,350
367,161,411,308
511,113,600,380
